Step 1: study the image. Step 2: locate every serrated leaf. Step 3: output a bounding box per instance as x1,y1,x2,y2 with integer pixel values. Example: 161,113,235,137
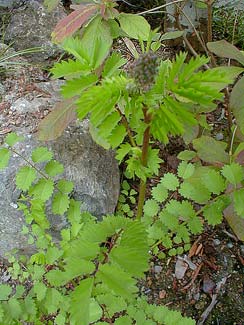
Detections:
61,74,98,98
201,170,226,194
147,148,162,176
67,199,81,223
102,52,127,78
114,316,132,325
177,161,195,179
30,178,54,202
187,217,203,234
55,314,66,325
152,183,168,203
143,199,160,217
193,136,229,164
118,13,150,41
221,163,243,186
179,180,211,204
51,59,91,79
89,299,103,323
46,258,95,287
203,199,226,225
96,294,127,317
31,146,53,163
37,99,76,141
98,111,121,139
57,179,74,194
0,148,10,169
5,132,24,146
46,246,63,264
70,278,94,325
160,173,179,190
233,188,244,216
0,304,3,321
116,143,132,163
52,193,70,215
108,124,126,148
44,288,63,314
97,264,137,299
81,17,113,69
52,4,98,43
7,298,22,318
16,166,37,191
33,281,47,301
0,284,12,300
45,160,64,176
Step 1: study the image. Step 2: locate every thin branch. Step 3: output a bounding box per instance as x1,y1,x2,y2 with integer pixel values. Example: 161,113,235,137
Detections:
137,0,185,16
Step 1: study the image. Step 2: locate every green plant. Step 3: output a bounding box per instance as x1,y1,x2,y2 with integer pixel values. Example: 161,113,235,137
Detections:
0,133,195,325
0,45,42,72
39,34,243,219
213,4,244,48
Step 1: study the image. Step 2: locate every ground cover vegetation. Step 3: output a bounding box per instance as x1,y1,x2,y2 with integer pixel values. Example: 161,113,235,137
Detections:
0,0,244,324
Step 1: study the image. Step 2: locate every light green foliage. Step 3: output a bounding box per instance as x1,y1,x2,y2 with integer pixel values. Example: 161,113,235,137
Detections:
31,146,53,163
0,147,10,169
221,162,243,186
16,166,37,191
117,180,137,218
0,133,196,324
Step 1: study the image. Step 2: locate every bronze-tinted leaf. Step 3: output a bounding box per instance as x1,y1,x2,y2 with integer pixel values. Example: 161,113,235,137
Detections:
207,40,244,66
37,99,76,141
230,76,244,135
52,4,98,43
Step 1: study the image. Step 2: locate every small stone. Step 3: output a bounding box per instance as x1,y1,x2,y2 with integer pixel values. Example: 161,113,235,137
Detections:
154,265,163,274
10,202,18,209
175,258,188,280
227,242,233,249
213,239,221,246
215,132,224,141
159,290,166,299
240,245,244,254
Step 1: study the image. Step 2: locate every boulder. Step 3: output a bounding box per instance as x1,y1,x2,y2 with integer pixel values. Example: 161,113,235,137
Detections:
4,0,66,62
0,79,120,257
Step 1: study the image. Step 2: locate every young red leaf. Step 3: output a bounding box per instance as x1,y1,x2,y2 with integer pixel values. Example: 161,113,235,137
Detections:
37,99,76,141
52,4,98,43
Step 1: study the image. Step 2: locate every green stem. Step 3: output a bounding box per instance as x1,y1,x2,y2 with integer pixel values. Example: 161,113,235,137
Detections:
136,107,151,220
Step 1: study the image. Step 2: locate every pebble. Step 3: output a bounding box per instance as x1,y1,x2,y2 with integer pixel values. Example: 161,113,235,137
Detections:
10,202,18,209
227,242,234,249
213,239,221,246
240,245,244,254
154,265,163,274
215,132,224,141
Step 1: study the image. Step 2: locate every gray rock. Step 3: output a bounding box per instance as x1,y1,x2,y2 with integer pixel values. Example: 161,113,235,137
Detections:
4,0,66,62
0,81,120,257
